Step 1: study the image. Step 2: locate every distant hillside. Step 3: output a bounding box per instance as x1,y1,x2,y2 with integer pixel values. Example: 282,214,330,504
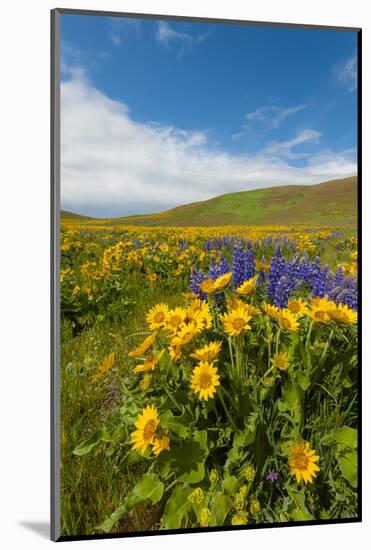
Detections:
61,176,357,227
61,210,93,221
110,176,357,226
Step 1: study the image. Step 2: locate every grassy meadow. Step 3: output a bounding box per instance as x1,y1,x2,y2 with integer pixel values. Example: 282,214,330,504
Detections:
59,179,358,536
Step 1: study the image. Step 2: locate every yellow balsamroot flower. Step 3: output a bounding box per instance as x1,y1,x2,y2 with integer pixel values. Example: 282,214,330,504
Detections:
128,332,157,358
330,303,357,325
139,374,152,391
147,272,157,283
307,298,332,324
220,307,252,336
231,511,248,525
199,278,217,295
190,361,220,401
236,275,258,296
200,508,211,528
288,298,309,316
172,321,199,347
278,309,299,332
132,350,164,374
164,307,187,335
256,260,270,272
130,405,159,455
212,272,233,292
263,303,280,321
227,295,245,310
152,435,170,456
273,351,289,371
72,285,81,297
82,285,92,297
289,441,320,484
190,341,222,362
92,352,115,382
146,303,170,330
245,303,260,317
187,299,212,329
168,343,182,363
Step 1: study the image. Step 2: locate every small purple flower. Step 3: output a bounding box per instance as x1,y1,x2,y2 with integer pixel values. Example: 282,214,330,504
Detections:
266,470,279,483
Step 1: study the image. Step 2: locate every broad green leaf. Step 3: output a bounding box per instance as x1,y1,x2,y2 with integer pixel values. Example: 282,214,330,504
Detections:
296,370,311,391
333,427,357,449
132,473,165,503
165,431,208,484
336,448,358,488
73,430,103,456
211,492,231,526
162,486,192,529
96,474,164,533
160,410,189,438
221,475,238,495
286,486,313,521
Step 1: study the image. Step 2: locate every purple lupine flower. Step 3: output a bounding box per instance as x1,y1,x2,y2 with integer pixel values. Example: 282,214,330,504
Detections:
266,470,278,482
232,243,246,288
311,265,330,298
243,246,256,281
189,268,207,299
267,248,286,299
273,275,290,308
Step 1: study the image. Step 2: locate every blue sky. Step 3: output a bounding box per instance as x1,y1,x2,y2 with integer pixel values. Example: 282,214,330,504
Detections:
60,13,358,217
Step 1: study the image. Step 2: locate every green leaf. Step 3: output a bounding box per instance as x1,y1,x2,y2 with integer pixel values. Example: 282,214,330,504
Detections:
96,473,164,533
286,486,313,521
296,370,311,391
160,410,189,438
165,431,208,484
211,492,231,526
221,475,238,495
162,486,192,529
336,448,358,488
73,430,103,456
333,427,358,449
132,473,165,503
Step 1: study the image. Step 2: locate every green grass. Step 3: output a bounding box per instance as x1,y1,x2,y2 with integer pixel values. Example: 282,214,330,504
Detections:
60,280,185,536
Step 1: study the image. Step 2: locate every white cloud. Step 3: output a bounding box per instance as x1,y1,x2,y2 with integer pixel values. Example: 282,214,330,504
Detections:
335,53,357,92
156,21,209,57
245,103,308,129
61,70,357,217
109,18,141,46
265,129,321,159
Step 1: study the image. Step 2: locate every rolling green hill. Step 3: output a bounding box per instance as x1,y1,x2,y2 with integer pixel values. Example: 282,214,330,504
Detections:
61,176,357,227
61,210,94,221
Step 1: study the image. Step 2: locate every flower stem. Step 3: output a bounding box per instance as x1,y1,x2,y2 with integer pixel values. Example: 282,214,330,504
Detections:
219,388,238,431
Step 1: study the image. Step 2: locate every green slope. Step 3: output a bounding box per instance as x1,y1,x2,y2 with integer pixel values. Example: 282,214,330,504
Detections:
61,176,357,227
112,176,357,226
61,210,94,221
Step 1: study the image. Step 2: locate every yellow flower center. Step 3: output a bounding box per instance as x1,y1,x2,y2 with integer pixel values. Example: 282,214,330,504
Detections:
290,445,309,470
290,302,300,312
314,310,326,321
154,312,165,323
232,318,245,331
170,315,182,326
198,372,212,389
143,419,156,442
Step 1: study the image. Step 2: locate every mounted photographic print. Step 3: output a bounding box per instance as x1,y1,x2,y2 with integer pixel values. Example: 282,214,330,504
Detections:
51,8,361,541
